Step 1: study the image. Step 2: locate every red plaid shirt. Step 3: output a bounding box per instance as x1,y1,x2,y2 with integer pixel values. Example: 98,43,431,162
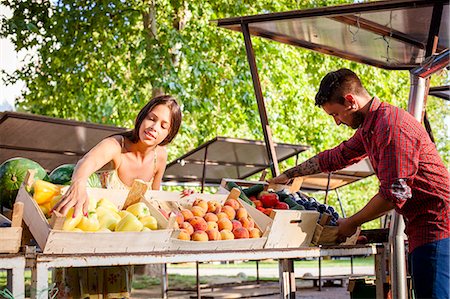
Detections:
318,97,450,252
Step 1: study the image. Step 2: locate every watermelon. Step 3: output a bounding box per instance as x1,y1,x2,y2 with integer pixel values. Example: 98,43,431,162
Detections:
0,157,48,209
49,164,102,188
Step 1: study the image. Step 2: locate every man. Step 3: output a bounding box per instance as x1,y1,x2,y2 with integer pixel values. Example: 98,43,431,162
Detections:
269,68,449,299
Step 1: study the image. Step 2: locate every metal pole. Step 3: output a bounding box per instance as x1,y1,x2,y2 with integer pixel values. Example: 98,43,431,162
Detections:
200,145,208,193
389,213,407,299
324,172,332,205
241,22,280,177
256,260,260,284
161,263,168,299
196,262,201,299
318,257,322,291
335,189,346,218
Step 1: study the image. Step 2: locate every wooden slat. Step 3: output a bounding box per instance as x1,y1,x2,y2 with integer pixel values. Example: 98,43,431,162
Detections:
11,202,24,227
122,179,149,210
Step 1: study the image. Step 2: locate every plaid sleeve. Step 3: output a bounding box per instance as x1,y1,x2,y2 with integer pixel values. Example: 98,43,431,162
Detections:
377,121,420,208
318,130,367,173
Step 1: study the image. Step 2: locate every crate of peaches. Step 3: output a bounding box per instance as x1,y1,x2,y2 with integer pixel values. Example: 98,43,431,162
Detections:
15,172,176,254
169,188,267,250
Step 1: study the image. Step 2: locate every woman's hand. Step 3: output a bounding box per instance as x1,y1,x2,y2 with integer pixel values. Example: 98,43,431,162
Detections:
52,181,89,217
180,189,195,198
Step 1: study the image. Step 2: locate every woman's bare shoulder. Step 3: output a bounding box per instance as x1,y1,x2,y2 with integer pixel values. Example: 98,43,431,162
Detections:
156,145,168,159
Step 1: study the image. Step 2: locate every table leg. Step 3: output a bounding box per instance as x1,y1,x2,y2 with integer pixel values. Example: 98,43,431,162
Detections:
278,259,295,299
31,263,49,299
161,263,168,299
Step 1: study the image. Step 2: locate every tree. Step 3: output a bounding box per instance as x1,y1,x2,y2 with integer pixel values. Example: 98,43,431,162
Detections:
2,0,448,228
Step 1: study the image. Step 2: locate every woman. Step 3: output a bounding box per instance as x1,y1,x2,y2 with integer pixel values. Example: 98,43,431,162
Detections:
54,94,182,216
52,95,182,298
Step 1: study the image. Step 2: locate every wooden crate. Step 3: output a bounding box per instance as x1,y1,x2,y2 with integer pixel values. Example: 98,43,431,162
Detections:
218,186,320,249
311,222,360,246
0,202,24,253
169,191,268,251
16,180,179,254
263,209,320,248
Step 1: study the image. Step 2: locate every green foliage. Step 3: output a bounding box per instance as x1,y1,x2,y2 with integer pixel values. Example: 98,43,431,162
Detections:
2,0,449,224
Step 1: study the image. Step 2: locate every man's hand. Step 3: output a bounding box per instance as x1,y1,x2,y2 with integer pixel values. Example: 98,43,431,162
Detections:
268,173,290,185
337,218,358,239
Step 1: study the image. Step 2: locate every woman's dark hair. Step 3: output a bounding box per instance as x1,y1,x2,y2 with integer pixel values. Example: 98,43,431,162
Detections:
315,68,367,106
122,95,182,146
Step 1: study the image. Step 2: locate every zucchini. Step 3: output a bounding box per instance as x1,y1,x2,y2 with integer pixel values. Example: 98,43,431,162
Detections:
243,184,264,197
284,196,305,210
225,182,255,207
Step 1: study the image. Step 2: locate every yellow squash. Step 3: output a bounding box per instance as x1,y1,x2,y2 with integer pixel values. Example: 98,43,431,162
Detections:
125,202,150,218
76,211,100,232
62,209,83,231
33,180,61,205
115,213,143,232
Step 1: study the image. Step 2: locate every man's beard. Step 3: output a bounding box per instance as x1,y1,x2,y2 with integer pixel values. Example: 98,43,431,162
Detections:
350,111,364,129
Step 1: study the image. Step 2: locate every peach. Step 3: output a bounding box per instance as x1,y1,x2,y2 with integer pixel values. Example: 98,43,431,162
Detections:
207,221,218,231
204,212,218,223
249,228,262,238
231,219,242,231
193,199,208,212
239,217,255,230
191,206,206,217
180,222,194,235
224,198,240,210
205,229,221,241
207,200,222,214
218,218,233,231
188,216,208,232
236,208,248,220
220,229,235,240
191,230,208,241
181,209,194,221
233,227,250,239
170,211,184,226
177,229,190,240
221,205,236,220
217,212,229,221
253,200,263,208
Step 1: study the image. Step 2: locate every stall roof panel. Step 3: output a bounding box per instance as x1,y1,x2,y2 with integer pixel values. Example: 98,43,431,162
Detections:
0,112,126,171
301,158,374,192
163,136,310,185
216,0,448,70
429,85,450,101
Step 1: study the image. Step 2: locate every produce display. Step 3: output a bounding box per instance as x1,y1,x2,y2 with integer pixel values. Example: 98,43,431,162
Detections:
176,198,262,241
31,180,159,232
0,157,48,209
240,184,340,226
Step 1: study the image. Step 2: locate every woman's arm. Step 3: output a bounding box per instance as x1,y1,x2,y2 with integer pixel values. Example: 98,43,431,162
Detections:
53,137,122,216
151,146,168,190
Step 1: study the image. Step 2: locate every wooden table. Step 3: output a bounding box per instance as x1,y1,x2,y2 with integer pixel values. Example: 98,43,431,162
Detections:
28,245,378,299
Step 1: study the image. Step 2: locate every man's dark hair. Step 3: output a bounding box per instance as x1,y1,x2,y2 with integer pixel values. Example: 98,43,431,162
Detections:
315,68,367,106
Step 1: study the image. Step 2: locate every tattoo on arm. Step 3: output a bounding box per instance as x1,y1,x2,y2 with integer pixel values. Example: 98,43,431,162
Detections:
283,155,321,179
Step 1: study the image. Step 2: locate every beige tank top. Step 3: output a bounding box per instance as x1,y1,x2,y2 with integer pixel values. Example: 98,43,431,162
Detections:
100,136,157,190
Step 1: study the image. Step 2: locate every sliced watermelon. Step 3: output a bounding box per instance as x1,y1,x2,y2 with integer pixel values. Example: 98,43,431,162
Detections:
0,157,48,209
49,164,102,188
